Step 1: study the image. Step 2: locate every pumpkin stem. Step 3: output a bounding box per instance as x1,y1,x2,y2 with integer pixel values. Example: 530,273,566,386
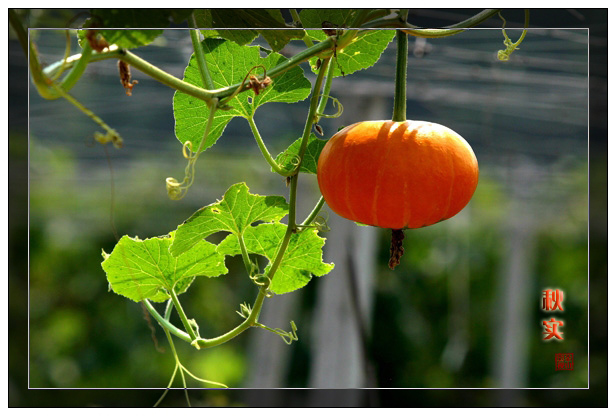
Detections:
389,229,405,269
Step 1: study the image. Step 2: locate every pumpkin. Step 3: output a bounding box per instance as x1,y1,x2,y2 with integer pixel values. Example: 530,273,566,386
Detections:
317,120,479,266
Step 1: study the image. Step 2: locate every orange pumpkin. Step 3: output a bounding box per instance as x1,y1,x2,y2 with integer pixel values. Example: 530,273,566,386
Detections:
317,120,479,230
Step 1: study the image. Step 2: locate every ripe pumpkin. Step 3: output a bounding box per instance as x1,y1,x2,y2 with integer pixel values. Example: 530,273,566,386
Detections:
317,120,479,230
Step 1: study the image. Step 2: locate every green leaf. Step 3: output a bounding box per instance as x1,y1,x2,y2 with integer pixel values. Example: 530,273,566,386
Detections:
273,134,328,175
194,9,305,52
314,29,395,78
170,182,289,257
173,38,311,152
299,10,395,78
101,232,227,303
218,223,334,295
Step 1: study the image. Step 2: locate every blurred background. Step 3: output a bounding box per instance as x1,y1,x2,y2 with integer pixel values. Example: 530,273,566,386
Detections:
9,9,607,407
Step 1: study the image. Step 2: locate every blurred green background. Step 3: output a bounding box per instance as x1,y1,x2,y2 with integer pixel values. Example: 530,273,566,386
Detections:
9,9,607,407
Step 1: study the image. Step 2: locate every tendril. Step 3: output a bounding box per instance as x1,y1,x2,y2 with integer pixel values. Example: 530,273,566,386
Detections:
277,153,302,172
256,320,298,345
315,94,344,120
298,212,330,233
166,141,197,200
497,10,529,62
312,215,331,232
166,98,218,200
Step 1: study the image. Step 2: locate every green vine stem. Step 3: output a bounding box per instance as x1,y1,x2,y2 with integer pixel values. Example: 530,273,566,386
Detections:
247,116,294,176
238,232,256,276
300,196,326,228
168,288,199,343
392,29,408,122
315,57,336,124
36,34,338,104
189,14,215,90
266,57,331,286
119,49,217,104
362,8,500,38
28,9,501,107
143,299,192,343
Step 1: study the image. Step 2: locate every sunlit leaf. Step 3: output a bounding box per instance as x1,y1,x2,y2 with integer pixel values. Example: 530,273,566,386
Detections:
299,10,395,78
173,38,311,152
101,232,227,303
170,182,289,257
218,223,334,295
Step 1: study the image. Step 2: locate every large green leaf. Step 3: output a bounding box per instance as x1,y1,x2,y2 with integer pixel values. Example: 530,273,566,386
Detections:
299,9,395,78
170,183,289,257
101,232,227,303
273,134,327,175
218,223,334,295
173,38,311,152
194,9,305,52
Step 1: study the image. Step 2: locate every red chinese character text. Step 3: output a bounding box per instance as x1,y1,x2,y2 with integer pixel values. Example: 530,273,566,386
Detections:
542,318,564,341
542,289,564,311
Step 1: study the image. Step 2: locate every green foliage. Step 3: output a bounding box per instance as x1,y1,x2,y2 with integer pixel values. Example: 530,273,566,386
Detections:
195,9,304,51
170,182,289,257
300,9,395,77
24,8,584,399
102,232,227,302
218,223,334,294
173,38,311,152
274,134,327,174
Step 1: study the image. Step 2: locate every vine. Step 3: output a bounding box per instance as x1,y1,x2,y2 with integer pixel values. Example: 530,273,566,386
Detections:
13,8,524,404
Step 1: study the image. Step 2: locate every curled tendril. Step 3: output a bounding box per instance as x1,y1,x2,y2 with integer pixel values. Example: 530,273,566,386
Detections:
298,212,331,233
249,274,275,298
315,94,344,120
278,153,302,173
250,273,271,288
257,321,298,345
312,215,331,232
497,10,529,62
165,140,200,200
166,98,218,201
